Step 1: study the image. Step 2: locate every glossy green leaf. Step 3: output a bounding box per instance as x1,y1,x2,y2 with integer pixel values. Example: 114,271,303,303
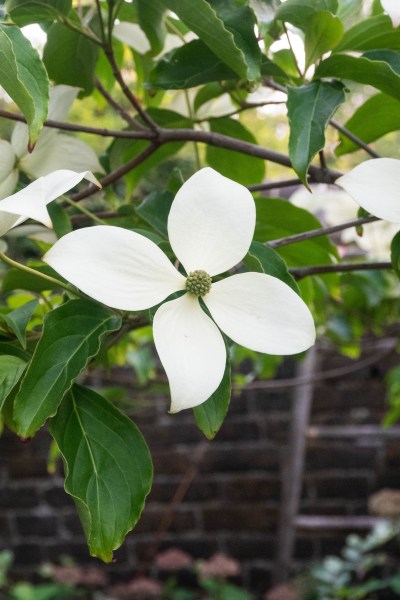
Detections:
159,0,261,80
206,118,265,185
137,0,166,56
0,299,38,349
363,49,400,74
254,198,337,266
314,54,400,102
391,231,400,280
193,358,230,440
2,264,66,293
0,24,49,146
5,0,71,25
287,80,345,185
304,11,344,69
149,39,238,89
43,18,99,96
47,202,72,238
244,241,300,294
50,385,153,561
13,300,121,438
0,355,26,411
135,190,174,238
335,15,400,52
336,93,400,155
275,0,338,30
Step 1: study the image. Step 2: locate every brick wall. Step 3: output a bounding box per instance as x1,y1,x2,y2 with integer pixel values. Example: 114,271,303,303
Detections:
0,344,399,596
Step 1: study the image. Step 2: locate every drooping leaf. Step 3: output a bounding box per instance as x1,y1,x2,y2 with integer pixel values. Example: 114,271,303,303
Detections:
193,357,230,440
275,0,338,31
43,17,99,95
0,299,38,349
13,300,121,438
244,241,300,294
206,118,265,185
0,355,26,411
287,80,346,185
0,24,49,146
314,54,400,102
149,39,238,89
135,190,174,238
254,198,337,266
5,0,71,25
336,93,400,155
159,0,261,80
50,385,153,561
137,0,166,56
335,14,400,52
304,11,344,69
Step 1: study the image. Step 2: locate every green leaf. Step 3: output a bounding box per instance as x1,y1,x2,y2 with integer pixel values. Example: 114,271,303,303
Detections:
159,0,261,80
206,117,265,185
13,300,121,438
244,241,300,294
304,11,344,69
0,355,26,412
49,385,153,561
275,0,338,30
363,49,400,74
2,264,66,293
0,24,49,146
0,299,38,349
47,202,72,238
193,357,230,440
336,93,400,155
314,54,400,102
43,18,99,96
137,0,166,56
335,15,400,52
391,231,400,280
254,198,337,266
135,190,174,238
5,0,71,25
287,80,346,185
149,39,238,89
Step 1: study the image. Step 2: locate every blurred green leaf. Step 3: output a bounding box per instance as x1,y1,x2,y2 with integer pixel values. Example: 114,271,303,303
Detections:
335,14,400,52
0,299,38,349
304,11,344,68
5,0,71,25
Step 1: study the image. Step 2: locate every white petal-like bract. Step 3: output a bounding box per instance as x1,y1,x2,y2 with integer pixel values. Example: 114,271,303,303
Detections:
0,170,100,231
204,272,315,354
20,133,105,178
0,170,18,201
153,294,226,412
168,168,256,276
382,0,400,27
44,225,186,310
112,21,151,54
336,158,400,223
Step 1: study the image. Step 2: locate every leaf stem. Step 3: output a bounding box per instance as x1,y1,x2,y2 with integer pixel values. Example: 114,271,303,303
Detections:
0,252,84,298
62,195,107,225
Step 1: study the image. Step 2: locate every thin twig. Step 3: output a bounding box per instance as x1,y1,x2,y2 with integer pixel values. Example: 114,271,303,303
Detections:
95,79,146,131
290,261,392,279
248,178,304,192
330,119,381,159
268,216,379,248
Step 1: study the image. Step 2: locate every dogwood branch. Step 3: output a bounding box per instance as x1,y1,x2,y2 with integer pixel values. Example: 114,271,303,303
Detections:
290,261,392,279
268,216,379,248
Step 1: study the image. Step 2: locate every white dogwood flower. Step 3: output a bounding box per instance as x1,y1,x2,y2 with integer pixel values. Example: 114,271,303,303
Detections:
44,168,316,412
0,86,104,199
336,158,400,223
382,0,400,28
0,170,100,237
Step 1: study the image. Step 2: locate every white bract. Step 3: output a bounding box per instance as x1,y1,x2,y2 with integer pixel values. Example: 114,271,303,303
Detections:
336,158,400,223
0,85,104,199
44,168,316,413
0,170,100,237
382,0,400,27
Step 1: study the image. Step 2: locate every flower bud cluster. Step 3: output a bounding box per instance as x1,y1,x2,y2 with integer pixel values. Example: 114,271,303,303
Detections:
185,270,212,297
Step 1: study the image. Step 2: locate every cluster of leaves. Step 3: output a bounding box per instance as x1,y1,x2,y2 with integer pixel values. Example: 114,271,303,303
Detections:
0,0,400,563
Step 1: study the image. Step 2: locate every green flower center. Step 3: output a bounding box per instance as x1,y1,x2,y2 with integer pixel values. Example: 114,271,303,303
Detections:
185,270,212,297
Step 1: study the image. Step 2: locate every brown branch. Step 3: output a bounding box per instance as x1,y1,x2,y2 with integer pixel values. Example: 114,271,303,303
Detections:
290,261,392,279
330,119,381,159
268,216,379,248
70,142,159,201
248,178,304,192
